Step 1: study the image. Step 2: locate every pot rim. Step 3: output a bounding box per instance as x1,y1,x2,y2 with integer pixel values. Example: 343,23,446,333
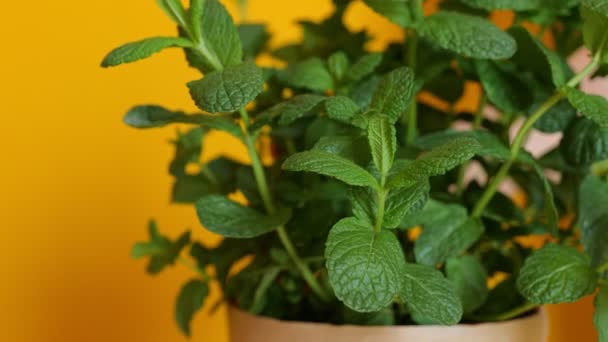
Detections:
228,305,547,330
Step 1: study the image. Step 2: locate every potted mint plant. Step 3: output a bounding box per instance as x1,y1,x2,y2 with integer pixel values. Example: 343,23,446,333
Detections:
103,0,608,340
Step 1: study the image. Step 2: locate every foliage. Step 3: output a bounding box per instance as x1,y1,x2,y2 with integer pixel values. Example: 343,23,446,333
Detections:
105,0,608,338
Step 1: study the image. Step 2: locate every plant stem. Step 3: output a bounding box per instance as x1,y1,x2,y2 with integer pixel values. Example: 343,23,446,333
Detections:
567,50,603,88
471,54,601,218
238,108,331,302
492,302,539,321
179,256,211,281
592,160,608,178
536,25,548,39
472,159,515,218
597,261,608,274
374,189,388,234
410,0,425,22
405,30,419,144
456,163,468,197
457,94,487,196
473,93,487,129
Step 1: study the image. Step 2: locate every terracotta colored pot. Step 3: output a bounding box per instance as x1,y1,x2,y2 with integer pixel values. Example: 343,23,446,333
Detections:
228,306,549,342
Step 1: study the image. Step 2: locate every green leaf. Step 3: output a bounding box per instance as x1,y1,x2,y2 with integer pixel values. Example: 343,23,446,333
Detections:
176,279,209,336
415,216,484,266
400,264,463,325
188,0,243,72
423,69,465,103
362,0,413,27
368,115,396,176
579,175,608,268
509,26,569,87
370,67,415,123
191,239,257,286
561,117,608,167
581,1,608,63
595,285,608,342
347,53,384,82
275,95,326,125
351,75,382,110
123,105,187,128
123,105,242,137
157,0,187,26
517,244,598,304
565,87,608,128
131,221,191,275
461,0,541,10
169,128,204,178
583,0,608,14
283,150,379,188
286,58,334,92
188,63,264,113
446,256,489,314
325,217,406,312
193,116,243,137
238,24,270,60
328,51,350,81
477,276,526,316
101,37,193,67
419,11,516,60
532,97,577,133
388,137,481,189
313,135,370,164
172,176,215,203
532,162,560,237
474,60,533,113
342,307,395,326
195,195,292,238
350,187,377,226
325,96,362,124
171,157,240,204
383,182,430,229
400,199,456,229
414,130,516,162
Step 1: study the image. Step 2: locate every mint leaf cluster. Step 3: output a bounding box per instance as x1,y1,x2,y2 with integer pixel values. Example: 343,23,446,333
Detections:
104,0,608,338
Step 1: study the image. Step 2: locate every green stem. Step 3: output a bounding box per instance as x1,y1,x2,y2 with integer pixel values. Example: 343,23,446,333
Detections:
456,164,467,197
473,93,487,129
201,165,219,187
285,138,297,156
374,189,388,234
597,261,608,274
511,92,564,158
179,256,211,281
592,160,608,178
405,30,419,144
472,159,514,218
492,302,539,321
567,37,605,88
536,25,548,39
471,52,601,218
457,94,487,196
410,0,424,22
471,92,562,218
472,92,561,218
406,103,418,144
238,108,331,302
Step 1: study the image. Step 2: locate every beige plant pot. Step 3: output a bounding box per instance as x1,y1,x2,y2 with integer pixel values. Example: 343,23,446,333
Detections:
228,306,549,342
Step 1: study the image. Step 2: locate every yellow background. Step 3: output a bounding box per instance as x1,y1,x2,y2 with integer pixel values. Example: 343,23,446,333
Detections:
0,0,597,341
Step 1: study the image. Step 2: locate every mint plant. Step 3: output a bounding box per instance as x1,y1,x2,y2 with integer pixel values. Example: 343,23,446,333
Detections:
103,0,608,339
